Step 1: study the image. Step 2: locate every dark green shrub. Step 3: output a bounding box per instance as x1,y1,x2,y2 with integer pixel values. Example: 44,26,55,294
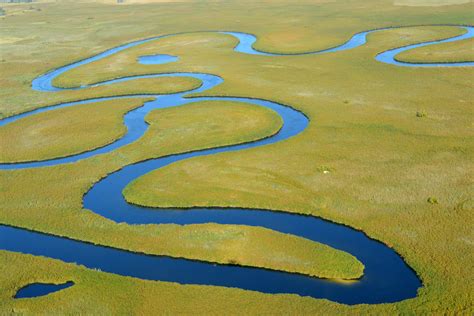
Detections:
416,110,427,118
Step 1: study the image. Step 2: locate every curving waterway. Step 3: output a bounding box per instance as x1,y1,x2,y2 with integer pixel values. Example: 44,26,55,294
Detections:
1,25,473,304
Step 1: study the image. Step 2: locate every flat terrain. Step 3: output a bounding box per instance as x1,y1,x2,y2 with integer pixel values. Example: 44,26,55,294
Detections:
0,98,153,162
398,37,474,62
394,0,472,6
1,0,473,314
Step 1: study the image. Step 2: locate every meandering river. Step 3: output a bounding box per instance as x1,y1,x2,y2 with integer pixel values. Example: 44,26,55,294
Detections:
1,25,473,304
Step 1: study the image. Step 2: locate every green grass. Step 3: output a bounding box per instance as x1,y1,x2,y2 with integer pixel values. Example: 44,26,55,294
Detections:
394,0,472,6
397,37,474,63
0,73,200,118
0,98,153,162
1,0,474,314
0,100,364,280
0,251,364,315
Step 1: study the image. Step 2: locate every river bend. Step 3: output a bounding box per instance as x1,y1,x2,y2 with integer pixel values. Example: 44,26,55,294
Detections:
2,25,473,304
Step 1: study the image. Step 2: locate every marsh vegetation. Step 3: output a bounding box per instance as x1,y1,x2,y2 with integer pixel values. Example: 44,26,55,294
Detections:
0,0,473,314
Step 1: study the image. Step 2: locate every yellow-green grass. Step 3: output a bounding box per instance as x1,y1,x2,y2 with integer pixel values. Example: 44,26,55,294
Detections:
397,37,474,63
51,27,466,89
0,98,152,162
0,251,385,314
141,100,284,153
1,0,474,314
0,74,200,119
2,0,473,116
77,25,474,313
0,100,364,281
394,0,472,6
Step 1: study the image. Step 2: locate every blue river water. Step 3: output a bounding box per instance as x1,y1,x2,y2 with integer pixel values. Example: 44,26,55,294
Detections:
14,281,74,299
225,25,474,66
1,25,472,303
138,54,178,65
376,26,474,67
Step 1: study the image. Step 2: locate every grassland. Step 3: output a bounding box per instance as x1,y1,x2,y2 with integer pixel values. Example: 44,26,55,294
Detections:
1,0,473,314
0,100,364,280
0,98,153,162
0,251,374,315
397,37,474,62
394,0,472,6
0,73,200,118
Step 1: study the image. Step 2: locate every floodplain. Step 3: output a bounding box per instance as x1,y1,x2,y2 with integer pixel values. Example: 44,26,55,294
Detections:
0,0,473,314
